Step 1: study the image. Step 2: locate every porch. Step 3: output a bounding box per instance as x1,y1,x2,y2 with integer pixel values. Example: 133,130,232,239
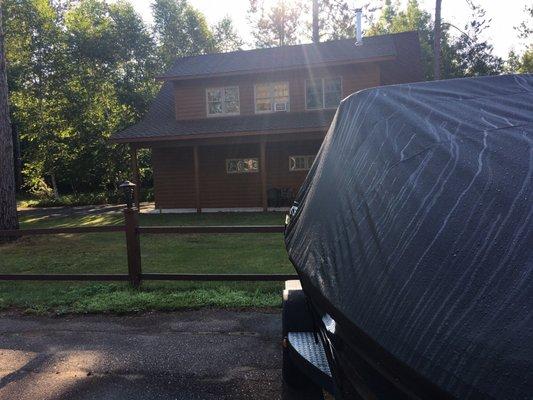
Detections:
129,132,324,213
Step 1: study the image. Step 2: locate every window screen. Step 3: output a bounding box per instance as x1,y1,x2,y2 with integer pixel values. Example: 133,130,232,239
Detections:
306,77,341,109
255,82,289,113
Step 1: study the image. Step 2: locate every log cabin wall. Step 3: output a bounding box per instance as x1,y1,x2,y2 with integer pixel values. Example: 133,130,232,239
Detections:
151,139,323,209
266,140,322,194
198,143,263,208
152,146,196,209
173,63,381,120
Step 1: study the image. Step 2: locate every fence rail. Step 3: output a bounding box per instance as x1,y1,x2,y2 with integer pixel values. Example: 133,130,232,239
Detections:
139,225,285,234
0,208,296,286
0,225,125,236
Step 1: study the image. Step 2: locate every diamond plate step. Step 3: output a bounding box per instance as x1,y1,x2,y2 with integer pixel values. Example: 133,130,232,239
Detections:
288,331,331,377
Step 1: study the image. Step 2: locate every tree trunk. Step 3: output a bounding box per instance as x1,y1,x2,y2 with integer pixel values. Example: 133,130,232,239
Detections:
12,123,21,192
434,0,442,80
0,7,19,237
50,173,59,199
312,0,319,43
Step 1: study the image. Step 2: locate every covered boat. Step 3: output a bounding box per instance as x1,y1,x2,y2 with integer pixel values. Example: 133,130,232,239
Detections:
285,74,533,399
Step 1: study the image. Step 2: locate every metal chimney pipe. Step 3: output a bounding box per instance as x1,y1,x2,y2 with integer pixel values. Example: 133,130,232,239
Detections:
355,8,363,46
312,0,319,43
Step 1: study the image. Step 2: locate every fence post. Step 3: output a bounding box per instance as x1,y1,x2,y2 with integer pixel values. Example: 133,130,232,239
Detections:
124,207,141,288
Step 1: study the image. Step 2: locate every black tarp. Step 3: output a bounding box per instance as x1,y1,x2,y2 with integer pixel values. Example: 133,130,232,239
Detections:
285,74,533,399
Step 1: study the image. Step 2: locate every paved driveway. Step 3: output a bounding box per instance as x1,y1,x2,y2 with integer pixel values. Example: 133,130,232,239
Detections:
0,310,317,399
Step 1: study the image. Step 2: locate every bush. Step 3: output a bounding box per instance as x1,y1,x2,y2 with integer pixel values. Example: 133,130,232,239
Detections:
18,189,154,208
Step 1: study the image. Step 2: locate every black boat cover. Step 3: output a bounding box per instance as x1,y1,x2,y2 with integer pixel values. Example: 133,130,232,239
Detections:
285,74,533,399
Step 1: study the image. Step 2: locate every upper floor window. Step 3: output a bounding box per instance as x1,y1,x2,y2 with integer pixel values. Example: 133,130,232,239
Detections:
206,86,240,116
306,77,342,110
255,82,290,113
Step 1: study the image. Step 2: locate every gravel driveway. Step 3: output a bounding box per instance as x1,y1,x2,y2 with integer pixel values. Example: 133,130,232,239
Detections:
0,310,318,399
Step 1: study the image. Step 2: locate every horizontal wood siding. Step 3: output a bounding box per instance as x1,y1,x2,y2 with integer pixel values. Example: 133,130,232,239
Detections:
266,140,322,193
152,147,195,208
198,143,263,208
173,64,381,120
153,140,322,209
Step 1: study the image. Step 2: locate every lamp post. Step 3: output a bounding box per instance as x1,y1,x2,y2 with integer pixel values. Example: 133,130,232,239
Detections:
120,180,141,287
119,180,136,209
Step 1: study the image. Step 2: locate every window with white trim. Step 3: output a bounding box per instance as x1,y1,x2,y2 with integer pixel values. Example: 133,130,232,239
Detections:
226,158,259,174
206,86,240,116
306,77,342,109
254,82,290,113
289,155,315,171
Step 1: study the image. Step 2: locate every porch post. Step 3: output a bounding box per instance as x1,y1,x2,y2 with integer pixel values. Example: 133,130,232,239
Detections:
130,145,140,210
260,140,267,211
193,145,201,213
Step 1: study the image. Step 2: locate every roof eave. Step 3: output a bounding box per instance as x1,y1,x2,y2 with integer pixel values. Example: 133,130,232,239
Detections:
109,126,329,144
155,55,397,82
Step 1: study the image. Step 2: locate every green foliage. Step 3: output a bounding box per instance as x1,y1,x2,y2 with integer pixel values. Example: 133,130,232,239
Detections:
515,5,532,39
445,1,503,77
152,0,216,70
212,16,244,53
507,6,532,73
18,188,153,208
367,0,503,80
248,0,304,48
309,1,379,41
367,0,437,80
4,0,242,200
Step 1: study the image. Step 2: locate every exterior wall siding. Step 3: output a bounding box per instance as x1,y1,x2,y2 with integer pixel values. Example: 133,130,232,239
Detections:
152,140,323,209
173,63,381,120
266,140,322,194
198,143,263,208
152,147,196,209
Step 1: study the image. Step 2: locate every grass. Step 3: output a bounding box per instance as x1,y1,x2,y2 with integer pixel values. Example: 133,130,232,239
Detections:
0,211,291,314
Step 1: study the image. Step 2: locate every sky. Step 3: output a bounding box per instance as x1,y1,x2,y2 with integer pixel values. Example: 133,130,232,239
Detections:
130,0,532,57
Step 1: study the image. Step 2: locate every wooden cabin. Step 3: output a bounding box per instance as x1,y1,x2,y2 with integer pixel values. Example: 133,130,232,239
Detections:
110,31,423,212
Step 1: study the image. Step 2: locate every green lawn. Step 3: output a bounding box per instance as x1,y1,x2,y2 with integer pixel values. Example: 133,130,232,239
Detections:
0,212,293,314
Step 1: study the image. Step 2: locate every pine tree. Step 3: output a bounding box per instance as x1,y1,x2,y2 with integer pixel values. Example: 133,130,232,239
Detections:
247,0,304,48
0,6,19,236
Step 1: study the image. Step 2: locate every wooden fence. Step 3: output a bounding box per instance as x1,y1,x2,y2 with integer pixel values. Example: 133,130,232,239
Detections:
0,208,297,287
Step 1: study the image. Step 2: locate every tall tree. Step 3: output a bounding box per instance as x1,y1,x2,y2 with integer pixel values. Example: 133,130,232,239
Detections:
448,0,503,77
506,5,532,73
367,0,439,80
212,16,243,53
434,0,442,80
60,0,158,192
312,0,379,41
248,0,303,48
367,0,502,80
3,0,68,198
152,0,214,70
515,5,532,39
4,0,158,197
0,6,19,233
